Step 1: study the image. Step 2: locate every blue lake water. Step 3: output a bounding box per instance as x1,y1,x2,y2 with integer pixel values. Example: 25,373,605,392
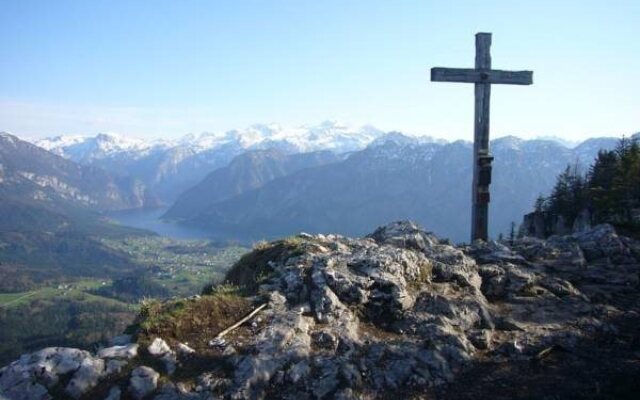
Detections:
107,208,213,240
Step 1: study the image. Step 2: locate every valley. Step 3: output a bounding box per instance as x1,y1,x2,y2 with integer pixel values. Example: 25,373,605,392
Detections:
0,127,631,368
0,222,248,366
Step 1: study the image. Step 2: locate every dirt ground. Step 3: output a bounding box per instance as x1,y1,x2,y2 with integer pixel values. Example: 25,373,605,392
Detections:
434,287,640,399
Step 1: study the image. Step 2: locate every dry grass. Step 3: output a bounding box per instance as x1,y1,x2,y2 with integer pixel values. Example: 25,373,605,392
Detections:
219,237,308,295
134,292,252,354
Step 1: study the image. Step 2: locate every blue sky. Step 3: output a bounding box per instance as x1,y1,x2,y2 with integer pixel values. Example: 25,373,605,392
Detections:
0,0,638,140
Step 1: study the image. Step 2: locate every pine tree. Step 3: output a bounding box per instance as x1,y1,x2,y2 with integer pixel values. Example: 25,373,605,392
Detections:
588,149,619,223
532,136,640,235
509,221,516,245
611,138,640,222
546,163,588,228
534,194,547,212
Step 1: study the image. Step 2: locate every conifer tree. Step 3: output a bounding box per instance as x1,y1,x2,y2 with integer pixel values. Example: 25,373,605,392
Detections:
534,194,547,212
588,149,619,222
537,136,640,232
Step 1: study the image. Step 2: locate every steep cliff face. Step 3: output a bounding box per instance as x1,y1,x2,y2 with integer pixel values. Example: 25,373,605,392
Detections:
520,209,601,239
0,132,155,212
1,222,639,399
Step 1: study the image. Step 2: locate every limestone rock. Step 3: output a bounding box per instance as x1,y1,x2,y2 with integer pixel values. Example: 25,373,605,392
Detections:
0,347,98,399
128,366,159,400
106,359,128,375
98,343,139,359
65,357,105,399
104,386,121,400
148,338,172,357
2,222,639,400
176,342,196,357
161,353,178,375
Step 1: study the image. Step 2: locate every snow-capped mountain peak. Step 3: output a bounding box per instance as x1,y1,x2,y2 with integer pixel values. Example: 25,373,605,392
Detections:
29,123,391,175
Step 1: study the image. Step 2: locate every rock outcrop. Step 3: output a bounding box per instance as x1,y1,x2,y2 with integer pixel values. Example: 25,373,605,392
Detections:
1,221,639,399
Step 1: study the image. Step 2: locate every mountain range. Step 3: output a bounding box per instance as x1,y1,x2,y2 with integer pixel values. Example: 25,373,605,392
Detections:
165,134,619,242
33,121,385,203
10,124,628,242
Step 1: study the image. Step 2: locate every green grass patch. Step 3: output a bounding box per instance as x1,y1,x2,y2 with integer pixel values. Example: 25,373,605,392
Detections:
134,293,252,354
0,291,34,306
220,236,311,295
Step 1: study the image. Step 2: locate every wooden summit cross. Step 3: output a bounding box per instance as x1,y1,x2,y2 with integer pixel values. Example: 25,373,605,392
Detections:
431,32,533,242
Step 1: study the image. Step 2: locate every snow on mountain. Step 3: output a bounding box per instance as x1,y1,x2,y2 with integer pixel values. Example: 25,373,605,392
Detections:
27,124,624,206
34,132,167,162
26,122,390,203
533,135,581,148
574,137,619,163
33,121,385,163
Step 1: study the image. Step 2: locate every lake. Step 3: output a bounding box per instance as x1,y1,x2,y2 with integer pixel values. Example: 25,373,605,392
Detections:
107,208,213,240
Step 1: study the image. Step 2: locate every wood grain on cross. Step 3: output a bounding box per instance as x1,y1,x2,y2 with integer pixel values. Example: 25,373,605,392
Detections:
431,32,533,242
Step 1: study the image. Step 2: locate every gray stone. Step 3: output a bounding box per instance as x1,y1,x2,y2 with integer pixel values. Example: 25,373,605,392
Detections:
176,342,195,357
148,338,172,357
467,329,492,350
109,334,133,346
0,347,100,399
106,359,128,375
98,343,139,359
128,366,159,400
287,360,310,384
0,381,51,400
161,353,178,375
2,222,640,400
65,357,105,399
104,386,122,400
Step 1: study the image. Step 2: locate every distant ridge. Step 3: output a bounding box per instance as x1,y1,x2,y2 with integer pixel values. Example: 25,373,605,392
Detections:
15,126,630,241
167,133,620,242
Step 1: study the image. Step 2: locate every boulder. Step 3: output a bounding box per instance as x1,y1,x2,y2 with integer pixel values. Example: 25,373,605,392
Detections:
0,347,97,399
98,343,139,359
128,366,159,400
148,338,172,356
368,220,440,251
65,357,105,399
467,240,527,265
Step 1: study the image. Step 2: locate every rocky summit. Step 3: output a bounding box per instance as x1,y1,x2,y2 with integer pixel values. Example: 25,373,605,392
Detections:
1,221,639,399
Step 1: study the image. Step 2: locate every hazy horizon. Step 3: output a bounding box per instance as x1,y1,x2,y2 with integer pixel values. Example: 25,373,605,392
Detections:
6,121,637,146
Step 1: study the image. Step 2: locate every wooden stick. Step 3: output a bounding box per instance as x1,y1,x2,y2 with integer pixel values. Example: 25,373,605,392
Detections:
534,346,555,360
215,303,267,339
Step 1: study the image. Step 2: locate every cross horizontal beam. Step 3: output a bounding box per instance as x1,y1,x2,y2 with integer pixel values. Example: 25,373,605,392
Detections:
431,67,533,85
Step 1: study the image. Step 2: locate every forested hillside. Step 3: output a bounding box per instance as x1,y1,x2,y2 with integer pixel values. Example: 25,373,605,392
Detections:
528,136,640,236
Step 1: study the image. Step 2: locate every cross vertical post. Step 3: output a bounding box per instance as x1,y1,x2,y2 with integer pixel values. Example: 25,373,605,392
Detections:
430,32,533,242
472,33,492,242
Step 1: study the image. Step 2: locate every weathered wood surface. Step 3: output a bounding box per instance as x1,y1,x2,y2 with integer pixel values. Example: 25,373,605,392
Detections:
430,67,533,85
471,32,492,242
430,32,532,242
